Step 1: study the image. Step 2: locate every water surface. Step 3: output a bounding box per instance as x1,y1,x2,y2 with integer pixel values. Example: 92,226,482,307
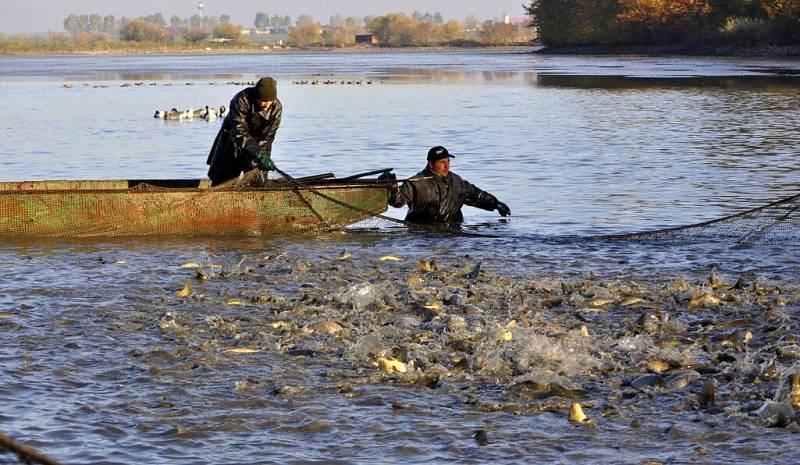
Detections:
0,50,799,464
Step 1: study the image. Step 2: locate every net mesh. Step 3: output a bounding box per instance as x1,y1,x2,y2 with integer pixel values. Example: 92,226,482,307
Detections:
601,193,800,245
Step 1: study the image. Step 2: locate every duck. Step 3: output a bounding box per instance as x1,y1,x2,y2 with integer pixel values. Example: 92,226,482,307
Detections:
203,105,217,121
164,108,181,120
154,110,163,118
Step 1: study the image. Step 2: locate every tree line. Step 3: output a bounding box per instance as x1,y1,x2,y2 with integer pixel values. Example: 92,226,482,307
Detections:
53,11,532,47
526,0,800,46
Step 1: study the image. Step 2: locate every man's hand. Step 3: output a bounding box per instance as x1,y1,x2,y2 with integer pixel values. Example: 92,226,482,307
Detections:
377,172,397,183
244,138,260,157
257,151,275,171
496,201,511,217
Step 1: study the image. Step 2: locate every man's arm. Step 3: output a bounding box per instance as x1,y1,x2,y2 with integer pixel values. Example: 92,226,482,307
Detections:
257,100,283,154
388,180,414,208
229,92,258,158
461,178,510,216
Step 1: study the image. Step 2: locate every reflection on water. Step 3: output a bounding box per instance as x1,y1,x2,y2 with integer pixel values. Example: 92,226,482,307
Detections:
1,51,800,464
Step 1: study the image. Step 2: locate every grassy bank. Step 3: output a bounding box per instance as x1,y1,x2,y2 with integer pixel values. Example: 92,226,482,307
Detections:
0,37,284,55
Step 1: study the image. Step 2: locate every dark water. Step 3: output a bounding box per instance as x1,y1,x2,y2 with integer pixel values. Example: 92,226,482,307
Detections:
1,50,799,464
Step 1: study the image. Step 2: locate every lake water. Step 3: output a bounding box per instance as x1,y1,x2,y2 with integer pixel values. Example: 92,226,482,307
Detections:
0,50,799,464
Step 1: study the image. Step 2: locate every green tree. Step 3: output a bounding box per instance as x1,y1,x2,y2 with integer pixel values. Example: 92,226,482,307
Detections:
101,15,116,35
170,15,184,30
140,13,166,27
296,15,315,26
63,14,80,36
255,12,270,29
525,0,622,45
329,14,344,28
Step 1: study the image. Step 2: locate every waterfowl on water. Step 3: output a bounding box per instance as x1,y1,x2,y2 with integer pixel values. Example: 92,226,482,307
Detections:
218,105,227,117
203,105,217,121
164,108,181,120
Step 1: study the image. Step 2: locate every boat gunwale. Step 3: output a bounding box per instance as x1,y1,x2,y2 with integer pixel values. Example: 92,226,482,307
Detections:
0,180,389,195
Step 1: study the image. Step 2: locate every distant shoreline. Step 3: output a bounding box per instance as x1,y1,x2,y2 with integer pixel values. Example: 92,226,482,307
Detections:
535,43,800,58
0,44,538,57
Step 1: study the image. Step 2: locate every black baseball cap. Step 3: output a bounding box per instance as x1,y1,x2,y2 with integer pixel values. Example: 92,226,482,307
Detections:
427,146,456,161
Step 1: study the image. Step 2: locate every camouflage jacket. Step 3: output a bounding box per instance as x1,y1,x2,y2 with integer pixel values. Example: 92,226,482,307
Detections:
389,167,500,223
207,87,283,184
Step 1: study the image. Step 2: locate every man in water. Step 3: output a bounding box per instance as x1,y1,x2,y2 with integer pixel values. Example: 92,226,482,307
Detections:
380,146,511,223
207,76,283,185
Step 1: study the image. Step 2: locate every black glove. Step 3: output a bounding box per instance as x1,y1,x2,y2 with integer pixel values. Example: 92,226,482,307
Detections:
244,138,260,157
496,201,511,217
377,172,397,182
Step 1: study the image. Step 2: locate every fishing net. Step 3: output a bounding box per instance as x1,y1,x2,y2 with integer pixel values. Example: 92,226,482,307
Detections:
601,193,800,245
0,433,60,465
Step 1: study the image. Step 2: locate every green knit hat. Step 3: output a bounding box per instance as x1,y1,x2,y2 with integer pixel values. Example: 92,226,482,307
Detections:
255,77,277,102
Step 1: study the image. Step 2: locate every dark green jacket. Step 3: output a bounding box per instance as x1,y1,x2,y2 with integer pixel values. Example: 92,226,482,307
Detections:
389,167,500,223
207,87,282,184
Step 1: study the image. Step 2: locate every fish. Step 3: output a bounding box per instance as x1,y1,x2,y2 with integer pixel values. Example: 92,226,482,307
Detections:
698,378,716,407
689,293,721,308
620,297,645,307
224,347,261,354
175,280,191,298
587,298,615,307
379,255,402,261
377,357,407,373
467,262,481,280
226,299,248,306
418,259,436,272
791,374,800,409
306,321,343,334
423,301,442,311
338,250,352,260
569,403,588,423
179,262,201,268
647,360,671,373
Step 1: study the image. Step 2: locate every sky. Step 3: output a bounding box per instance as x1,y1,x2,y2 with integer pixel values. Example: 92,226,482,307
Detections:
0,0,530,34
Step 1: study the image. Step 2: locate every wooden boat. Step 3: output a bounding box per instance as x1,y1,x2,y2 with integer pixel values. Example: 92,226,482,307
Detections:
0,173,389,237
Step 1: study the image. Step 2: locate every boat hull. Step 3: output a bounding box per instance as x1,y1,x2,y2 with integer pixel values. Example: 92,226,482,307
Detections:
0,179,388,237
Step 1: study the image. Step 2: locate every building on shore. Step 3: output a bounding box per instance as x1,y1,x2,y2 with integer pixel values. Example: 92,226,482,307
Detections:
354,34,376,45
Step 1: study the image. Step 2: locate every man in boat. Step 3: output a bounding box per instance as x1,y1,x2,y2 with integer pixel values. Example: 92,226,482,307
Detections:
379,146,511,224
207,77,283,185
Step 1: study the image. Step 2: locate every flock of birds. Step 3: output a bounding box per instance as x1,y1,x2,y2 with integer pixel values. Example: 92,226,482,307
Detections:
63,81,258,89
292,79,375,85
153,105,227,121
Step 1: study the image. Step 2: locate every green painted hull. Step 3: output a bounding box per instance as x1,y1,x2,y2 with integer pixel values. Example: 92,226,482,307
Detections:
0,178,389,237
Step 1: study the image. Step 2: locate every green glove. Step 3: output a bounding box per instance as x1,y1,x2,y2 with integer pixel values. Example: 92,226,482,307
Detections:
257,151,275,171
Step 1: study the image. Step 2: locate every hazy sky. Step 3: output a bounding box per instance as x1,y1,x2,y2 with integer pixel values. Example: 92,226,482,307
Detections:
0,1,529,34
